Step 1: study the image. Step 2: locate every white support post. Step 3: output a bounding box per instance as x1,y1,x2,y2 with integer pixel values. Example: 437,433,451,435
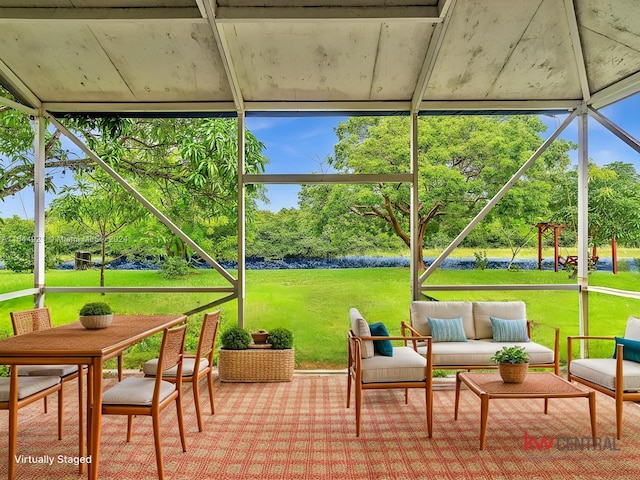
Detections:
577,105,589,342
33,114,46,307
410,113,420,300
237,112,246,328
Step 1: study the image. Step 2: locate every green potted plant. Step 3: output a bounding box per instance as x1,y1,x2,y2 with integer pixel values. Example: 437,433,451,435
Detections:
79,302,114,329
491,346,529,383
220,326,252,350
267,328,293,349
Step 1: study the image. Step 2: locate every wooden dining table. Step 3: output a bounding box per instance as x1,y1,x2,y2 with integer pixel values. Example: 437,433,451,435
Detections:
0,314,187,480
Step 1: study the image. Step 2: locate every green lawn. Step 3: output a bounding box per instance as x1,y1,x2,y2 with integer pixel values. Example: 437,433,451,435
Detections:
0,267,638,370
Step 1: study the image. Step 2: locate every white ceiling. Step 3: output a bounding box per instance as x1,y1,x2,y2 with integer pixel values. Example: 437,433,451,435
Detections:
0,0,639,115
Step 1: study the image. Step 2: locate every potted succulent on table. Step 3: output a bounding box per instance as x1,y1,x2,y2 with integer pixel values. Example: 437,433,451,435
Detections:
490,345,529,383
79,302,114,329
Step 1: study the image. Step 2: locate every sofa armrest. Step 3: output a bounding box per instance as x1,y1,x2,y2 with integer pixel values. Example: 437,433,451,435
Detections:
530,321,560,374
567,335,616,361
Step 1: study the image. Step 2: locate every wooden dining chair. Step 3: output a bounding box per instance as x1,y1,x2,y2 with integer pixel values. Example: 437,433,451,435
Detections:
10,307,82,440
143,310,220,432
0,375,62,480
102,323,188,480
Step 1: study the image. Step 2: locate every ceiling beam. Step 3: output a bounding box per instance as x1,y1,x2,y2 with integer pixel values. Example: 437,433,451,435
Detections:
588,106,640,155
563,0,590,102
0,58,41,109
411,0,456,113
215,6,441,23
589,71,640,109
0,7,203,21
39,99,581,115
42,101,237,114
202,1,244,113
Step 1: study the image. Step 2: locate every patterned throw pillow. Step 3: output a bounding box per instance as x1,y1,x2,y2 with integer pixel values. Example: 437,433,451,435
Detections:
369,322,393,357
490,317,530,342
427,317,467,342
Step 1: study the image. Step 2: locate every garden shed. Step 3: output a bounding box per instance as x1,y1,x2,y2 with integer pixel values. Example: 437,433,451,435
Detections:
0,0,639,332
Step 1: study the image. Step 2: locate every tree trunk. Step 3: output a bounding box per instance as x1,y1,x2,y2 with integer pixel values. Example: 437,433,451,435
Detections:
100,235,106,292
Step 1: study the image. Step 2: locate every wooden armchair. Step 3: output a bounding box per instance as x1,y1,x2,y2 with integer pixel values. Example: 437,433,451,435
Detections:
567,317,640,439
347,308,433,437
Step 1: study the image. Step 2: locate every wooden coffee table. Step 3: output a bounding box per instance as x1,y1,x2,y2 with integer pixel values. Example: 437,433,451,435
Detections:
455,372,597,450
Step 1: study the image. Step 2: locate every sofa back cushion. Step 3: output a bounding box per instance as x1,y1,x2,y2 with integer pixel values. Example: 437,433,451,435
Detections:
349,308,375,358
410,301,475,339
473,301,527,339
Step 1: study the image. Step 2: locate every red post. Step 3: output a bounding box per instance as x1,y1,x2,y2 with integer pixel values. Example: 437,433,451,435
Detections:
554,226,560,272
612,237,618,274
537,226,543,270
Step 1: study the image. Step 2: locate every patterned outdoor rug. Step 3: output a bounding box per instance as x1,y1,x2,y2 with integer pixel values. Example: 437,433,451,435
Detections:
1,373,639,479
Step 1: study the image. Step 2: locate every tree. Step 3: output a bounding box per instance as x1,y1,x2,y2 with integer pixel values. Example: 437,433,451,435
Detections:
552,161,640,250
1,87,269,261
304,115,574,267
49,172,148,287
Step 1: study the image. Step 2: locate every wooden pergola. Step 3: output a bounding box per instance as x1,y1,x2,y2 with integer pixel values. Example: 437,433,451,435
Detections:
1,1,640,336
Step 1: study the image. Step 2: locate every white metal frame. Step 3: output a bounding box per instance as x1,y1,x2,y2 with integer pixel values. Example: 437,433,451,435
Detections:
0,1,639,330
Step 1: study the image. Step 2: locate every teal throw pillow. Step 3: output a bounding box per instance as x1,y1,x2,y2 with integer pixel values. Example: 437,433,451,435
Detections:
490,317,530,342
427,317,467,342
369,322,393,357
612,337,640,363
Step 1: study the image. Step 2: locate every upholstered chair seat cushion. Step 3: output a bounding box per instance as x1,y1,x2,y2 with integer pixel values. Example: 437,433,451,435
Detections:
570,358,640,392
0,376,61,401
360,347,426,384
102,377,176,406
143,357,208,377
17,365,79,377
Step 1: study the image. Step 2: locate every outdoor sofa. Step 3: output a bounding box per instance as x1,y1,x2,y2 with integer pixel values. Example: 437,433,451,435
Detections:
406,301,560,374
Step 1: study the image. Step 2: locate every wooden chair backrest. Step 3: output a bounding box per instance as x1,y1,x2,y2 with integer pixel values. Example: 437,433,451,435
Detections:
10,307,52,336
195,310,221,365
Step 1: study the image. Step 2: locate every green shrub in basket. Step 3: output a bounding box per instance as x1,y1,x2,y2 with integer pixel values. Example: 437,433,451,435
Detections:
267,328,293,350
79,302,113,316
220,326,252,350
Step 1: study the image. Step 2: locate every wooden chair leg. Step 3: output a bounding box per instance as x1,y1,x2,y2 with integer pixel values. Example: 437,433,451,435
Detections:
192,380,203,432
177,396,187,452
9,405,18,480
43,396,48,414
127,415,133,442
58,382,65,440
78,369,85,474
207,371,215,415
152,412,165,480
346,373,352,408
117,355,123,382
355,383,362,437
615,393,623,440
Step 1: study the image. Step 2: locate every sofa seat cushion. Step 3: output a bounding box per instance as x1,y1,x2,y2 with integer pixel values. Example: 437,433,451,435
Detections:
410,301,475,339
416,339,554,366
360,347,426,384
570,359,640,392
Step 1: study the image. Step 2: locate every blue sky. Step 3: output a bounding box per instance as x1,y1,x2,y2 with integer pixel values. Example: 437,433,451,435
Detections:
2,94,639,218
248,94,640,213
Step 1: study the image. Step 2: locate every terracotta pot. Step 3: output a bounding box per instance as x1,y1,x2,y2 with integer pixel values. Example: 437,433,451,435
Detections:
498,363,529,383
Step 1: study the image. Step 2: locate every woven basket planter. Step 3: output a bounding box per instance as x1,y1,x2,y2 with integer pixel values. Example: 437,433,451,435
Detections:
218,348,295,382
498,363,529,383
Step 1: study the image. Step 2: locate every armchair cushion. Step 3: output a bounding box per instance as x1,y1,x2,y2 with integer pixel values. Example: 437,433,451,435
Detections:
570,358,640,392
143,357,209,377
490,317,529,343
427,317,467,342
369,322,393,357
613,337,640,363
624,316,640,341
360,347,426,384
350,308,374,359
